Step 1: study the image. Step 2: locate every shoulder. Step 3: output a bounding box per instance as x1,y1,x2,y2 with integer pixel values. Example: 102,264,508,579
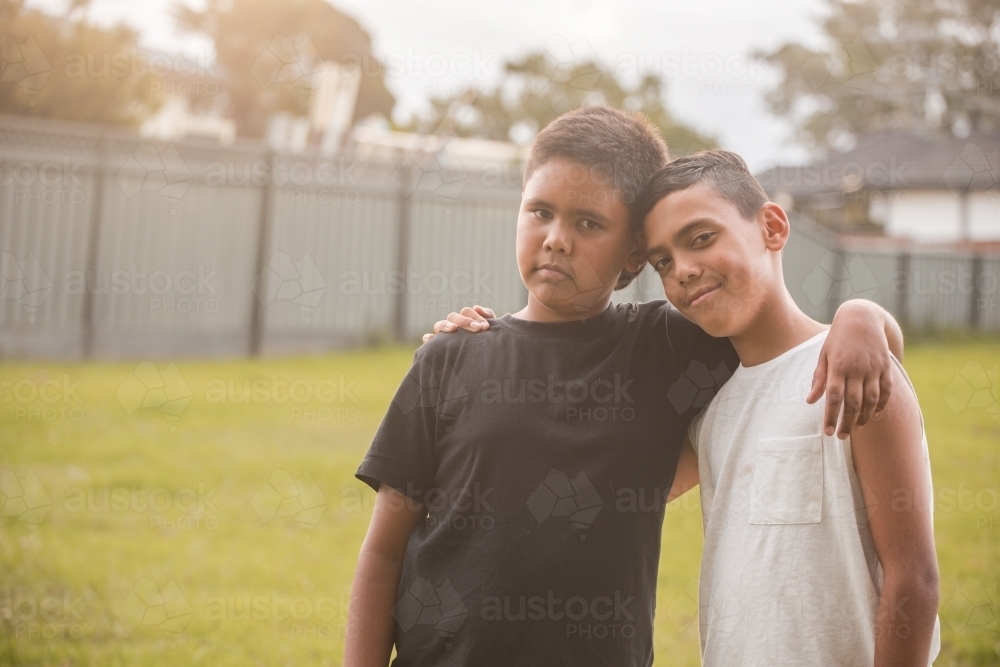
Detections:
617,300,721,339
612,299,695,337
851,359,924,447
414,324,502,367
658,303,737,366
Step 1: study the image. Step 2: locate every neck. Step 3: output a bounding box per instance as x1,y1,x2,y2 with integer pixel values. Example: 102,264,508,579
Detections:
514,293,613,322
729,287,827,367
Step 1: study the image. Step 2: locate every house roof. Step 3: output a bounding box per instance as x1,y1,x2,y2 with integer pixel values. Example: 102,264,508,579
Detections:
756,130,1000,198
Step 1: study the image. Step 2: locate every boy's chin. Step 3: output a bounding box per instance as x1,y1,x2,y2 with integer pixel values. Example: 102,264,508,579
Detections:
676,308,734,338
526,282,608,315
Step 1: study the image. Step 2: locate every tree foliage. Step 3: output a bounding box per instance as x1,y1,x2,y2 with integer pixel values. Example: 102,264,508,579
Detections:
407,49,717,156
0,0,160,126
174,0,395,138
757,0,1000,148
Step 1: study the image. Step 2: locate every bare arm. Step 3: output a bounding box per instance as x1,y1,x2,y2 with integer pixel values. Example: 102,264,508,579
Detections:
345,485,427,667
667,436,700,503
840,299,904,360
851,363,939,667
808,300,905,439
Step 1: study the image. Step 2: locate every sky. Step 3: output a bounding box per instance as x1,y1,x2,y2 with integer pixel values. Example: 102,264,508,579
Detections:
29,0,832,171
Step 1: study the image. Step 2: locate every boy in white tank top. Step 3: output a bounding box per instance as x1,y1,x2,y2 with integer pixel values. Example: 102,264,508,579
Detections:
639,150,940,667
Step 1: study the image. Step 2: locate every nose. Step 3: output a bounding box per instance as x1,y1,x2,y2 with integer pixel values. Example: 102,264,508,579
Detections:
673,253,700,286
543,217,573,254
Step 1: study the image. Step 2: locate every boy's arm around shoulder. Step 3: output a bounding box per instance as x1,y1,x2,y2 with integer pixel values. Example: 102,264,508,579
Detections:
851,361,939,667
809,300,905,439
345,485,426,667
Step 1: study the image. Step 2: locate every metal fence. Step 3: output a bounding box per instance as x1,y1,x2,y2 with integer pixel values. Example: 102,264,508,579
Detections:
1,116,997,360
780,214,1000,333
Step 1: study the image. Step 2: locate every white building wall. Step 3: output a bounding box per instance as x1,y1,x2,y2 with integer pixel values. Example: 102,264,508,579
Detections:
886,190,961,241
969,191,1000,241
883,189,1000,242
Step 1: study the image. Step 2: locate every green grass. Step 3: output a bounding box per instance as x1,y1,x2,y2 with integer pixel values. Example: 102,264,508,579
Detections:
0,341,997,666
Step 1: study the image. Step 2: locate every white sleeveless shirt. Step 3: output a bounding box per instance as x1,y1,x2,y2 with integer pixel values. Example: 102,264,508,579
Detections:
688,329,940,666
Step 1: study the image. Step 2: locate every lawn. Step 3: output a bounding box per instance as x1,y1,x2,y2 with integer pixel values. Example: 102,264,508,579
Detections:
1,340,997,666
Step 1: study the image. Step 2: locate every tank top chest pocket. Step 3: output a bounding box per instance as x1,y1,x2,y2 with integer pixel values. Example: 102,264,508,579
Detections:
749,435,824,524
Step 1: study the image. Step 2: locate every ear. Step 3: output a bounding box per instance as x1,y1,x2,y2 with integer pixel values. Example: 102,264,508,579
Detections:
625,230,647,273
760,203,790,251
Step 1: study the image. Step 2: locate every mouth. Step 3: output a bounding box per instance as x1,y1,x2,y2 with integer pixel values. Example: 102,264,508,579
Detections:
687,283,721,307
536,263,572,279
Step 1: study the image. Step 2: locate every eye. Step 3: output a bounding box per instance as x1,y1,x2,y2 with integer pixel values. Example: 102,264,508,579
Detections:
533,209,553,220
579,219,600,230
652,256,672,272
692,231,714,246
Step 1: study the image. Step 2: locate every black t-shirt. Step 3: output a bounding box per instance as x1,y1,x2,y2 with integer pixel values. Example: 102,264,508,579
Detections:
356,300,738,667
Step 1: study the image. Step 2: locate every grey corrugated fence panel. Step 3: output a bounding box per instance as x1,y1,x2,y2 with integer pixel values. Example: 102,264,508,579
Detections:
260,163,401,352
3,115,998,361
0,136,98,357
92,153,262,358
981,258,1000,330
782,213,839,322
903,254,976,330
1,116,273,358
760,215,1000,332
403,177,525,339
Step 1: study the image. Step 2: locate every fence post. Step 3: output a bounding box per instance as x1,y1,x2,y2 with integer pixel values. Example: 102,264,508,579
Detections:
81,139,106,359
969,255,983,330
896,252,910,330
394,165,413,342
249,151,275,356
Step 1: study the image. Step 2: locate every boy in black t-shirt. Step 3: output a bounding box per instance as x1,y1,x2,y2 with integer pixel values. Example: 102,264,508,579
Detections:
345,107,902,667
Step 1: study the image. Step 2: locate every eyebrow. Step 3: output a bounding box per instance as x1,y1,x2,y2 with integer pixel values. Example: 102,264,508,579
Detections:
523,198,610,224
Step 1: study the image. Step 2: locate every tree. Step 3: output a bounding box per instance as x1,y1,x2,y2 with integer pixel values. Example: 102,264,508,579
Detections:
0,0,160,125
174,0,395,138
757,0,1000,149
406,49,717,156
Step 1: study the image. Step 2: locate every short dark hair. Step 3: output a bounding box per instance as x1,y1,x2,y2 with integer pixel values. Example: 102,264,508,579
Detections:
525,106,669,289
634,149,769,230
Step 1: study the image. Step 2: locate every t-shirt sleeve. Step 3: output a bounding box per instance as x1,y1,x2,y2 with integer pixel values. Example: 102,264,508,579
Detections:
663,306,740,417
687,407,708,454
355,347,451,501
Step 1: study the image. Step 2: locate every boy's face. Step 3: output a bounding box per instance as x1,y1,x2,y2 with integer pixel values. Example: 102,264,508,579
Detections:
643,183,777,338
516,158,643,320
